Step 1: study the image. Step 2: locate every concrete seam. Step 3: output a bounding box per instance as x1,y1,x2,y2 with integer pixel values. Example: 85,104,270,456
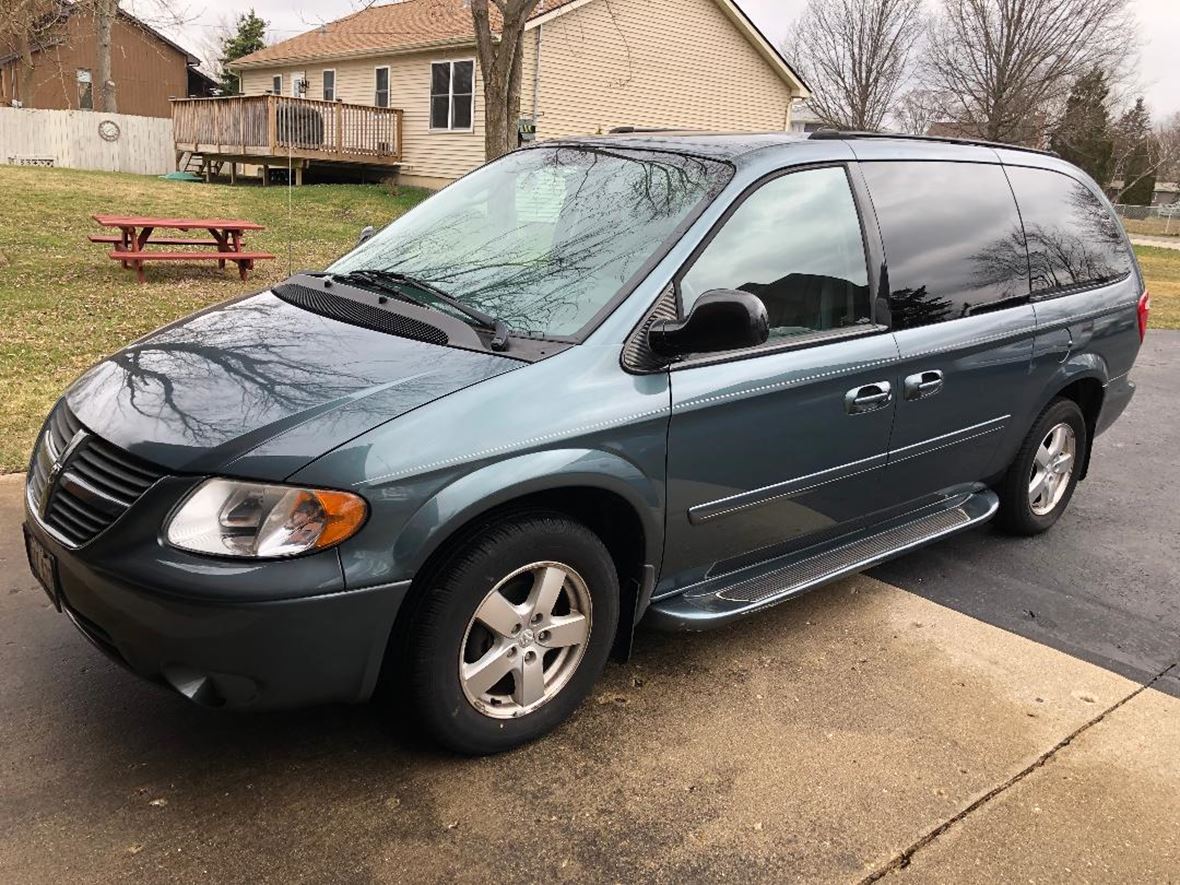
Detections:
857,659,1179,884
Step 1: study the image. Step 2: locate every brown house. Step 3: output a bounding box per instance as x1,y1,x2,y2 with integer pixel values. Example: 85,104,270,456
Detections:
0,4,214,118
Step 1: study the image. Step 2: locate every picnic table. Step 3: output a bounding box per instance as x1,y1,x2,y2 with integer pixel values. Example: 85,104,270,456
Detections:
90,214,275,283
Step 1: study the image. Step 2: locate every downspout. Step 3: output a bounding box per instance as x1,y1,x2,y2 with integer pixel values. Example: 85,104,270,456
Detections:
531,23,542,123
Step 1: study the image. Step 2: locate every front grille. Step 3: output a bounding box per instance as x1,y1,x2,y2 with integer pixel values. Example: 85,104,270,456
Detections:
273,282,450,346
28,404,166,547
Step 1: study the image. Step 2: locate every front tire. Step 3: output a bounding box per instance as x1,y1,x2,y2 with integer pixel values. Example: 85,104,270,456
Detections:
404,513,619,754
995,398,1087,536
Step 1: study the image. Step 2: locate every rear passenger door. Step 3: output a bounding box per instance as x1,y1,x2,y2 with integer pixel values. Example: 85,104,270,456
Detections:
857,154,1038,503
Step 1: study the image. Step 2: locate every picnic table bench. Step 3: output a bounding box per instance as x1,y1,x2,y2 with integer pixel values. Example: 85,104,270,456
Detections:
90,214,275,283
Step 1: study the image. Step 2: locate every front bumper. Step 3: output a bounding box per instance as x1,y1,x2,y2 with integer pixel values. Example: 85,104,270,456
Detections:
23,477,410,710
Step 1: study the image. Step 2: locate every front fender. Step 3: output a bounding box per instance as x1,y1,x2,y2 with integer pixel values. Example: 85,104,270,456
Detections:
392,447,665,578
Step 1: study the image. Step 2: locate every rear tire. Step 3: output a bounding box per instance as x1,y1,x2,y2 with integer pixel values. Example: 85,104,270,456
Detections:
994,398,1087,536
402,513,619,755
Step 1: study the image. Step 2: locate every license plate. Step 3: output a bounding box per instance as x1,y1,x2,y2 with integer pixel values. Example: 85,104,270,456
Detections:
23,527,61,611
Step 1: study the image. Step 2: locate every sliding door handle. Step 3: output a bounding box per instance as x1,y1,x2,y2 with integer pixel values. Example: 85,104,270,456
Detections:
904,370,944,401
845,381,893,415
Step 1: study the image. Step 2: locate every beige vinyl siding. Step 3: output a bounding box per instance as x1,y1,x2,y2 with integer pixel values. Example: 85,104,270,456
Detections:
522,0,793,140
241,48,486,183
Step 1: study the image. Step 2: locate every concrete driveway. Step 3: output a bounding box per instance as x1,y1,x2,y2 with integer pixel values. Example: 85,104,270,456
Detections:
2,336,1178,884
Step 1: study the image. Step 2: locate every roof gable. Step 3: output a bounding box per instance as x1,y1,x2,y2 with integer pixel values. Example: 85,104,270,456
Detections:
233,0,578,69
527,0,808,95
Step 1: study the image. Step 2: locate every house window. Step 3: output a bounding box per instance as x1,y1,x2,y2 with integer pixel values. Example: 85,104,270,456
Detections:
291,72,304,97
77,69,93,110
272,74,282,95
375,66,390,108
322,69,336,101
430,60,474,131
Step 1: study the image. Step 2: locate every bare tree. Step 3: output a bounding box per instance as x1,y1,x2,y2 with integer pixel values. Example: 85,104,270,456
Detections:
471,0,543,161
1156,112,1180,183
923,0,1137,145
892,88,941,135
785,0,923,131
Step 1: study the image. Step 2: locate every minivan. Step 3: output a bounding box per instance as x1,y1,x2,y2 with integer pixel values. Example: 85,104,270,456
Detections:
23,131,1147,753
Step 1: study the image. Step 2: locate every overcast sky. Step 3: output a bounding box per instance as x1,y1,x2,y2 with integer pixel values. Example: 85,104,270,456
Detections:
146,0,1180,119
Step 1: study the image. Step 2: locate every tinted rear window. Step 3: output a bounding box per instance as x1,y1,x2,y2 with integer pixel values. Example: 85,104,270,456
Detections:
863,161,1028,328
1005,166,1133,295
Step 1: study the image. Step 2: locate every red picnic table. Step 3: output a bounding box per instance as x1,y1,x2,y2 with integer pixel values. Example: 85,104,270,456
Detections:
90,214,275,283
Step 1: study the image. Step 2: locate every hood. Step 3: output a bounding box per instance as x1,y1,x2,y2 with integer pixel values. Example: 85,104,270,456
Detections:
66,292,521,479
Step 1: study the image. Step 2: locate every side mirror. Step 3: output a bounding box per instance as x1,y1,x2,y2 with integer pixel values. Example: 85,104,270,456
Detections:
649,289,769,358
357,225,376,247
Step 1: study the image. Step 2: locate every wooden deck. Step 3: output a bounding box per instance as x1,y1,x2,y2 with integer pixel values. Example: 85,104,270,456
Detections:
171,95,403,176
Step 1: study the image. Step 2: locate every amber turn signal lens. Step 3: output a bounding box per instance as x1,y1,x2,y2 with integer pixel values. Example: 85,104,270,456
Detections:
311,489,369,549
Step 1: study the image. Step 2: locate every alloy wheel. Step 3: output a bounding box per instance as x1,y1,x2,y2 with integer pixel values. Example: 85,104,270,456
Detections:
1028,422,1077,516
459,561,592,719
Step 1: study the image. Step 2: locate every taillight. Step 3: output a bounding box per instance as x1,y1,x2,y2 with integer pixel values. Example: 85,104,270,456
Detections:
1137,290,1150,343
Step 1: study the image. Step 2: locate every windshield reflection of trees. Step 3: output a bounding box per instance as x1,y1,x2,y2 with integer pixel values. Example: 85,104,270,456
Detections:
71,299,379,445
343,147,724,336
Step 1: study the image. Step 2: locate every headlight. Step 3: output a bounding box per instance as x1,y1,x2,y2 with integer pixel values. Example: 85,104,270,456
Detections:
166,479,367,558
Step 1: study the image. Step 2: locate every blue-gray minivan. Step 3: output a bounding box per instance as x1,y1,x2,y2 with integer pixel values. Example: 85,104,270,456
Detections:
23,131,1148,753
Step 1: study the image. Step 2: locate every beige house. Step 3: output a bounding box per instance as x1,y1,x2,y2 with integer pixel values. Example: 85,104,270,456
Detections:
222,0,808,188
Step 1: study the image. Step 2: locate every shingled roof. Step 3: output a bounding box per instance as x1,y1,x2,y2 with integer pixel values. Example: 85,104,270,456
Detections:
233,0,578,69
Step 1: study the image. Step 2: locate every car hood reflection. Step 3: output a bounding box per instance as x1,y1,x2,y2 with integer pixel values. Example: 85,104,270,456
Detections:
65,292,520,478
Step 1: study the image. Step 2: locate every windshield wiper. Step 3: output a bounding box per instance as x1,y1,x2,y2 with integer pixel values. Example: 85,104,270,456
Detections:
333,268,511,352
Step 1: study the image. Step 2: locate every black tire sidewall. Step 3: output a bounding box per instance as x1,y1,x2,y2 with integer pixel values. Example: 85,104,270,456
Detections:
998,398,1088,535
408,514,619,755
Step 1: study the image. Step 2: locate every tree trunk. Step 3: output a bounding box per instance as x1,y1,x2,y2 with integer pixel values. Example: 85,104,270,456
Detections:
96,0,116,113
18,35,36,106
471,0,539,163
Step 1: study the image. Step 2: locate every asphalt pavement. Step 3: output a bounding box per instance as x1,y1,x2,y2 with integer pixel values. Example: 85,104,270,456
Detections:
873,329,1180,697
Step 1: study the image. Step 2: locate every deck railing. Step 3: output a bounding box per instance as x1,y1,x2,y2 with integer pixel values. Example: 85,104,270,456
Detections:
171,95,403,164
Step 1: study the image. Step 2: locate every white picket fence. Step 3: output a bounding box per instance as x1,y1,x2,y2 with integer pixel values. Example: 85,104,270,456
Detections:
0,107,173,175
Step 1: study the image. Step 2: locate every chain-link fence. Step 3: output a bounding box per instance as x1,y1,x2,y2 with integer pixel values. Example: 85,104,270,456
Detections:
1113,202,1180,237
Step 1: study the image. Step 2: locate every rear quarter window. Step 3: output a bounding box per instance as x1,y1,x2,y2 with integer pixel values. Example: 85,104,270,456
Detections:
1004,166,1134,295
862,161,1029,329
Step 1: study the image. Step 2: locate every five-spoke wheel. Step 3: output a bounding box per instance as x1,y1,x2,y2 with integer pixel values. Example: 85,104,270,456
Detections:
461,562,592,718
403,513,619,754
996,397,1087,536
1028,422,1076,516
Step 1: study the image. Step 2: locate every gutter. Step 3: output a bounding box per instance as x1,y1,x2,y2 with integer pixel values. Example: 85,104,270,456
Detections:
531,24,542,122
231,35,485,72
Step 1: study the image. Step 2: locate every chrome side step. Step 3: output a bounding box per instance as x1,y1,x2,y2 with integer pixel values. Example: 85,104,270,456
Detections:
645,488,999,630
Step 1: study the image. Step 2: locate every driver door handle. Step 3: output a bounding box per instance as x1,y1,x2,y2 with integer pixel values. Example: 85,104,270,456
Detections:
904,370,945,401
845,381,893,415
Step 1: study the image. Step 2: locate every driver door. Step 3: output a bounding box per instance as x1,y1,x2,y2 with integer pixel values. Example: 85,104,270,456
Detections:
658,164,902,596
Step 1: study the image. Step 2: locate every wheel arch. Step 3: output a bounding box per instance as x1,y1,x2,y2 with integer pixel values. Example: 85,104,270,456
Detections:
388,449,663,666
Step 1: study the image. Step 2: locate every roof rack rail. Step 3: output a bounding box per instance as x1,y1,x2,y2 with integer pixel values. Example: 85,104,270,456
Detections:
807,128,1057,158
607,126,693,135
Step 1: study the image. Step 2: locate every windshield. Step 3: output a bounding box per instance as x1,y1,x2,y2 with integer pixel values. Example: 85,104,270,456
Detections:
329,146,732,338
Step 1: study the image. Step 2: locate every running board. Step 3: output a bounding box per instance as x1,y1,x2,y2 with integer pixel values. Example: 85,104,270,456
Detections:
645,488,999,630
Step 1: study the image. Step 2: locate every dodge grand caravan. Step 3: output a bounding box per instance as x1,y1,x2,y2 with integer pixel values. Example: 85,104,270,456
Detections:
23,131,1146,753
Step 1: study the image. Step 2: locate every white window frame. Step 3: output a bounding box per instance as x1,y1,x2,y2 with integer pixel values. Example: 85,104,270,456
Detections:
322,68,336,102
429,59,475,133
374,65,390,108
291,71,304,97
272,74,282,95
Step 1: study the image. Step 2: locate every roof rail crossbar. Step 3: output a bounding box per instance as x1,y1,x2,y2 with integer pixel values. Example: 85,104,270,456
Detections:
808,128,1057,158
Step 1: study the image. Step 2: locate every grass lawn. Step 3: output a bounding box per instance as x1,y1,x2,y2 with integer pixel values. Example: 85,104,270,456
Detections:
1136,245,1180,331
0,166,429,472
1,167,1178,474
